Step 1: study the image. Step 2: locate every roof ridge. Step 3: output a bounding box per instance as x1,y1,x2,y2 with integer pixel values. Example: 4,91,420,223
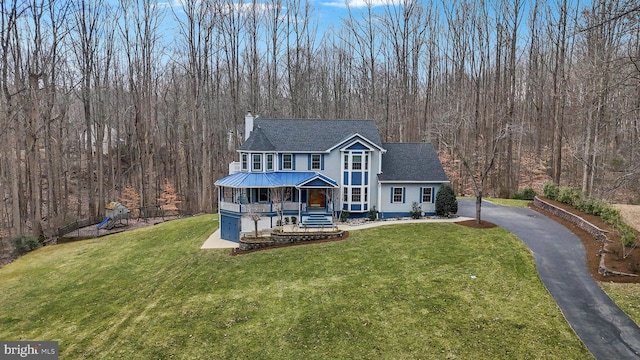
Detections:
242,117,383,152
257,118,375,122
382,142,434,144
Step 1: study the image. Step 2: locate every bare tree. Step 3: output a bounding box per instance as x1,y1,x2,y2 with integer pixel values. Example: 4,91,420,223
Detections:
118,0,165,211
244,206,262,239
2,0,640,243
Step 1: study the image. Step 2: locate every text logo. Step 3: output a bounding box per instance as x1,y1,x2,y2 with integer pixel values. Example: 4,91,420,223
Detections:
1,341,58,359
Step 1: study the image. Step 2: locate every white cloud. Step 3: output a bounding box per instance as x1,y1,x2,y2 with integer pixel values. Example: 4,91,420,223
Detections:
156,0,190,9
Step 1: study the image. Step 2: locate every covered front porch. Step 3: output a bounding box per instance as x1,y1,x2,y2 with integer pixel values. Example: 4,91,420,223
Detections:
215,172,339,241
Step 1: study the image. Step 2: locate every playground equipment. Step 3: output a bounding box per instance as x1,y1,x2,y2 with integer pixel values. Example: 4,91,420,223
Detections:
97,217,111,229
97,202,130,231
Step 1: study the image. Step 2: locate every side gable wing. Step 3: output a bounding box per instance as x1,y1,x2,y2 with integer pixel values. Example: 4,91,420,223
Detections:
378,143,449,183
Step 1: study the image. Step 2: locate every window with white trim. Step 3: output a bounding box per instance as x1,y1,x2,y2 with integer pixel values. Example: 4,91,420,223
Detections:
352,188,361,202
241,153,247,170
344,154,348,169
343,188,348,202
364,187,368,201
422,187,433,203
392,187,404,203
252,154,262,171
266,154,274,171
352,155,362,170
365,154,369,170
282,154,292,170
311,154,321,170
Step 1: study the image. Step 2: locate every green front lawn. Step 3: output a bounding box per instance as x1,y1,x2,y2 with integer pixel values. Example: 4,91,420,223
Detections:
0,215,590,359
599,282,640,326
484,198,531,208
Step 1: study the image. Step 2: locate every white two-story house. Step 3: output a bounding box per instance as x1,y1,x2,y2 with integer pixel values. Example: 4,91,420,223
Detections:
214,112,450,242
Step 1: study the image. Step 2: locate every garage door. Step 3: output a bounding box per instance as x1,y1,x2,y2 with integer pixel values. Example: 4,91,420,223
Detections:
220,213,240,242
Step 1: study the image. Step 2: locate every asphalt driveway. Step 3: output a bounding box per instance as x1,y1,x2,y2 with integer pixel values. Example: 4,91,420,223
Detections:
457,199,640,359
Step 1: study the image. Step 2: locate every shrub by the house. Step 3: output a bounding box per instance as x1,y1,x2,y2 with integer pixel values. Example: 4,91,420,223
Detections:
410,202,422,219
367,207,378,221
435,184,458,217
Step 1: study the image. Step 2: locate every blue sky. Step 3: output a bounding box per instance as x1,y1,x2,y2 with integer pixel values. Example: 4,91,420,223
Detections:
158,0,402,33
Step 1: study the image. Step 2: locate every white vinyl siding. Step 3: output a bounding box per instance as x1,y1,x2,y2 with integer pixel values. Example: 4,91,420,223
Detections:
379,184,442,218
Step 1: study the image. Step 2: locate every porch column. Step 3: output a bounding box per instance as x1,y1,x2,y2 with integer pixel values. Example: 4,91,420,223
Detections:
298,188,302,223
218,187,222,218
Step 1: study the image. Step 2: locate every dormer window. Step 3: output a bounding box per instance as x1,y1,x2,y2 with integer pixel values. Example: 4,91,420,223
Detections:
252,154,262,171
241,153,248,170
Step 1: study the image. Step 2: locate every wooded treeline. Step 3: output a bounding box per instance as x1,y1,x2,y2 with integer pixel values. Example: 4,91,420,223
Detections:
1,0,639,239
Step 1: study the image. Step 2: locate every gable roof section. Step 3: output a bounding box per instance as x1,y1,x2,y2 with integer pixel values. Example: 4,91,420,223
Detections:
327,133,386,152
297,173,338,188
239,118,383,152
378,143,449,182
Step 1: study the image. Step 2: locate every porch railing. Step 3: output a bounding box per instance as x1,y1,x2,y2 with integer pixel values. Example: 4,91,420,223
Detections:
219,201,304,214
228,161,242,175
220,202,241,213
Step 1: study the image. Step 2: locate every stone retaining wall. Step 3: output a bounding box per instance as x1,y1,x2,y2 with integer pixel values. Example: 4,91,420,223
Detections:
239,231,345,251
533,197,637,277
533,197,608,242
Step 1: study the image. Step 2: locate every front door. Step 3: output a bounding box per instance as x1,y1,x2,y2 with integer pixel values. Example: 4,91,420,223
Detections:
308,189,325,209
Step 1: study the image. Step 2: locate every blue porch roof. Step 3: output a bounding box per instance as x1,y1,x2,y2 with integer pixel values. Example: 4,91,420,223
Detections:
215,172,338,188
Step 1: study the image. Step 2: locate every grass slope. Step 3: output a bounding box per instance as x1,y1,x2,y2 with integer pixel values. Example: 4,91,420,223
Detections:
0,215,590,359
599,282,640,326
484,198,531,208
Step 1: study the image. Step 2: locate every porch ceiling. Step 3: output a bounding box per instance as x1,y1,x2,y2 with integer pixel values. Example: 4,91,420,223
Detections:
215,171,337,188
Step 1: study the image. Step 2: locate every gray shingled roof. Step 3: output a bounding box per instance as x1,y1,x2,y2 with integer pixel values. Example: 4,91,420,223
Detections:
378,143,449,182
240,126,276,151
240,118,382,152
